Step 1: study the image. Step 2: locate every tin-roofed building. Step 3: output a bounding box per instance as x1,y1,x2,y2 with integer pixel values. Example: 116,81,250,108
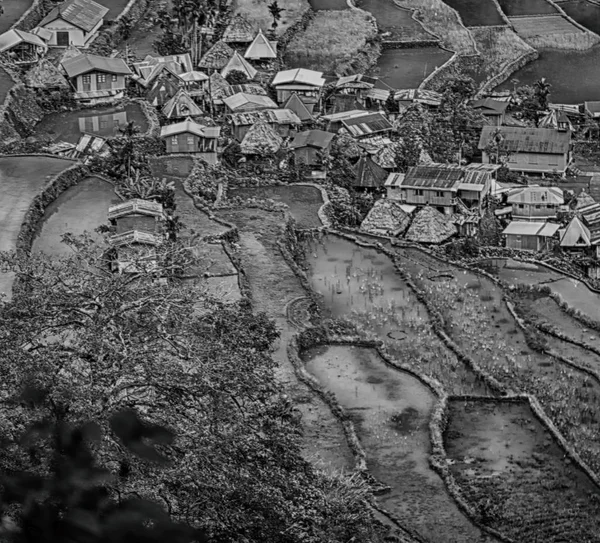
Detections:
223,92,277,113
61,53,131,103
272,68,325,105
478,126,571,175
36,0,108,47
228,108,300,141
507,186,564,221
289,130,334,167
502,221,560,251
340,112,393,139
160,118,221,164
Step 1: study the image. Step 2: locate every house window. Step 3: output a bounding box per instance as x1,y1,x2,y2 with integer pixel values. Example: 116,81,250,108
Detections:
548,156,559,166
112,74,118,82
518,204,524,209
535,204,541,209
82,75,91,84
99,119,108,129
187,135,194,146
171,136,178,145
97,74,106,83
436,191,444,198
415,189,424,196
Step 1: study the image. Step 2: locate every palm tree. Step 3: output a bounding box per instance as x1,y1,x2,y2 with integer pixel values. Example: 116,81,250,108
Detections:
268,1,284,32
534,78,551,111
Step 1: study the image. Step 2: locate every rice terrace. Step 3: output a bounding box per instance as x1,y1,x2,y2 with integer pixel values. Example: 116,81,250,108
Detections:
2,0,600,541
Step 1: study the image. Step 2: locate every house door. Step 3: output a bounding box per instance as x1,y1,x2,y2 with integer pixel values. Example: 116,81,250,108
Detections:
56,31,70,46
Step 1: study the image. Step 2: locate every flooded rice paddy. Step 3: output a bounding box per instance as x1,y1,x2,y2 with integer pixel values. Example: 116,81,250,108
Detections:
496,0,558,15
442,0,506,26
35,104,148,144
32,177,118,256
559,0,600,34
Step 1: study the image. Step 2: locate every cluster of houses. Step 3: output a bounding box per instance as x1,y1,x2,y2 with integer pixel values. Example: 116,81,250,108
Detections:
4,0,600,271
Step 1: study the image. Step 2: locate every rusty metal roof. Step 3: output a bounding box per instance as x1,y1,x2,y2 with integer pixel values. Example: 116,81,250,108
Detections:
478,126,571,154
229,108,301,127
40,0,108,31
341,112,392,138
62,53,131,77
290,130,334,150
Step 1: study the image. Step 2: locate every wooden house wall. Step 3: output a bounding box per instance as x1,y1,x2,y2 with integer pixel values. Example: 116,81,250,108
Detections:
114,215,158,235
482,150,568,174
165,132,218,154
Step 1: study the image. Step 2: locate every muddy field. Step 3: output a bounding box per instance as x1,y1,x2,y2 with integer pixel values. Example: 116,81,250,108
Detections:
445,399,600,542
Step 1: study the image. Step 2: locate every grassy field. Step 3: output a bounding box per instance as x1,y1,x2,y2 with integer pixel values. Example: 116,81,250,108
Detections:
395,0,478,54
0,0,33,33
465,26,535,85
284,9,377,74
231,0,311,36
509,15,599,50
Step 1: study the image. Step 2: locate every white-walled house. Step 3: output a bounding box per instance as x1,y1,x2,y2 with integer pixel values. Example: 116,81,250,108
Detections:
36,0,108,47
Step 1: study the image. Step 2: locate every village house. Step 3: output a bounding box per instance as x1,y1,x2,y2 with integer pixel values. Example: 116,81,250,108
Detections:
385,163,498,215
240,121,284,157
198,40,235,73
352,154,388,191
160,118,220,164
228,109,301,141
289,130,334,168
478,126,571,175
321,110,368,133
0,29,48,64
61,53,131,104
584,101,600,120
502,221,560,251
145,69,182,107
506,186,564,221
221,50,257,81
35,0,108,47
471,98,508,126
244,29,277,62
179,71,209,96
223,92,277,114
107,199,166,274
580,203,600,257
340,112,393,140
284,93,315,123
539,109,573,132
333,74,378,107
271,68,325,107
394,89,442,109
222,15,255,47
560,216,591,251
162,89,203,120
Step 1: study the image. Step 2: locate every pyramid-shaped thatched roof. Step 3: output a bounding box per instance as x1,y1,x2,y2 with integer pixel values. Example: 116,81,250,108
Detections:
198,40,235,71
244,29,277,60
574,189,596,210
59,45,82,64
331,133,361,160
240,121,283,155
162,89,203,119
24,58,68,88
353,154,388,188
208,71,230,100
221,50,257,80
361,199,411,236
283,92,314,122
405,205,456,244
222,15,255,43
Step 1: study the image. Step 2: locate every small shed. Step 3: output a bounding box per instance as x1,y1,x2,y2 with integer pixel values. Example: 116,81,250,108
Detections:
0,29,48,64
244,29,277,61
221,50,257,81
198,40,235,72
271,68,325,104
162,89,203,119
289,130,334,167
222,15,255,45
160,118,220,163
240,121,284,156
502,221,560,251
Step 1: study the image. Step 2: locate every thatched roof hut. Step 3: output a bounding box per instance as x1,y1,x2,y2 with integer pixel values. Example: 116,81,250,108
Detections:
25,58,68,88
361,199,411,236
331,133,361,160
353,154,388,189
221,50,257,80
199,40,235,71
208,71,230,103
405,206,456,244
222,15,255,44
240,121,283,155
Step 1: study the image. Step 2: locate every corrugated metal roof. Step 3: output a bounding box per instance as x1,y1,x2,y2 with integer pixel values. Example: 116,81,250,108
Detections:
223,92,277,112
179,70,208,82
507,186,564,205
160,118,220,139
321,109,366,122
290,130,334,150
108,199,164,219
0,29,46,52
62,53,131,77
341,112,392,137
272,68,325,88
478,126,571,154
503,221,558,236
560,216,591,247
229,108,300,126
40,0,108,31
335,74,377,89
385,173,405,187
472,98,509,115
401,165,465,190
364,87,390,101
283,93,314,122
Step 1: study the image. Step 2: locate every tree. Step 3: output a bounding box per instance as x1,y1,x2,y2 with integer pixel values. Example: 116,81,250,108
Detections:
534,77,551,111
0,241,385,543
394,126,423,173
267,1,284,31
224,69,248,86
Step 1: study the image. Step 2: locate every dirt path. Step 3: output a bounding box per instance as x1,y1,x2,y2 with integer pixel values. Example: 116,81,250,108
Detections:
303,344,497,543
216,208,355,472
446,399,600,542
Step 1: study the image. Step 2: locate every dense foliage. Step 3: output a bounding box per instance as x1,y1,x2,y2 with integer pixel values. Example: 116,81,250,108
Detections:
0,242,383,543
